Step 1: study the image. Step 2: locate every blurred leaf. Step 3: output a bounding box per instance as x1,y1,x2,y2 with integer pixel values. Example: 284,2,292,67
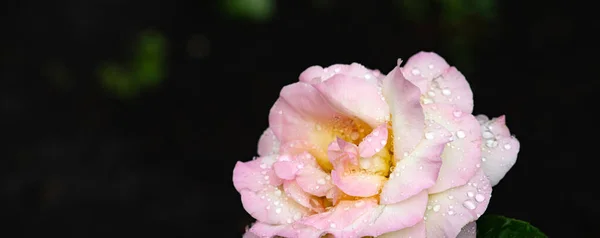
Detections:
133,31,166,88
222,0,275,22
99,64,139,99
397,0,432,22
477,215,547,238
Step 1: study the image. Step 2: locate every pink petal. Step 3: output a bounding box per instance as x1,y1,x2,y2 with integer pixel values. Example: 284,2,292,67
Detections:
424,169,492,238
314,74,389,127
249,222,325,238
257,128,280,156
299,198,379,237
283,180,325,213
358,124,389,158
425,104,482,193
327,137,359,165
354,191,429,237
401,52,474,113
299,63,384,85
377,222,426,238
233,155,282,193
331,169,386,197
240,186,311,225
457,222,478,238
477,115,520,186
382,65,425,156
380,121,451,204
268,82,352,170
282,152,335,197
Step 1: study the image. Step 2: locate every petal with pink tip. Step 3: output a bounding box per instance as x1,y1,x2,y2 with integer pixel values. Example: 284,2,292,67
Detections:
425,104,482,193
283,180,325,213
424,169,492,238
331,169,386,197
477,115,520,186
240,185,311,225
257,128,280,156
380,121,451,204
382,66,425,156
377,222,426,238
354,191,429,237
358,124,389,158
401,52,474,113
327,137,359,165
295,164,334,197
233,156,282,193
299,198,379,237
315,74,389,127
268,82,344,170
299,63,384,85
272,154,299,180
249,222,325,238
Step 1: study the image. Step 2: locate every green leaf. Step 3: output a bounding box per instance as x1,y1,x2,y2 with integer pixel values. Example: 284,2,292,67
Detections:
222,0,275,22
477,215,547,238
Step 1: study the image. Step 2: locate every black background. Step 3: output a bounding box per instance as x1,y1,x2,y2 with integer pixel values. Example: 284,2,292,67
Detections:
2,0,598,237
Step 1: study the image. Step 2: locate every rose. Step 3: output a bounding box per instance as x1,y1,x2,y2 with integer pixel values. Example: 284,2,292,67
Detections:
233,52,520,238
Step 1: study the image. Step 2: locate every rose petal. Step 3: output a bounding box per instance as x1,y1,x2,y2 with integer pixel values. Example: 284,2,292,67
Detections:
240,185,311,225
300,63,384,85
233,155,282,192
331,169,386,197
477,115,520,186
355,191,429,237
380,120,451,204
299,198,380,237
279,152,335,197
315,74,389,127
457,222,478,238
249,222,325,238
401,52,474,113
327,137,359,165
358,124,389,158
425,104,482,193
257,128,280,157
283,180,325,213
377,222,426,238
424,169,492,238
382,65,425,156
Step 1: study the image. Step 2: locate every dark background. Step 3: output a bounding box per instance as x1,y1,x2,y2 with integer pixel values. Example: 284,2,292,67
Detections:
2,0,597,237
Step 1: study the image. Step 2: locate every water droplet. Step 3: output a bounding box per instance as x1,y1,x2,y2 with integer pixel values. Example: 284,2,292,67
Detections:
453,110,462,117
463,200,476,210
274,201,280,206
433,204,441,212
260,163,267,169
423,98,434,104
355,200,365,207
364,74,372,79
442,89,451,96
486,139,498,148
334,68,341,73
425,132,435,140
467,191,474,197
293,213,302,221
482,131,494,139
380,140,386,145
278,110,283,114
330,223,337,228
475,194,485,202
412,68,421,75
316,124,322,131
427,205,432,210
274,190,282,196
427,91,436,97
428,64,434,69
456,130,466,139
297,164,304,169
317,178,326,185
504,144,512,150
448,210,455,215
476,163,480,168
448,195,454,200
481,157,487,162
264,175,270,180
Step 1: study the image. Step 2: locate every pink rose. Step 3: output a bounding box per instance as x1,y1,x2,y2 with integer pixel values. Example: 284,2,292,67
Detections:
233,52,520,238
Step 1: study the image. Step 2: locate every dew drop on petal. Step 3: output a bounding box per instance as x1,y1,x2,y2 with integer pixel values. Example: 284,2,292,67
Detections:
453,110,463,118
456,130,466,139
442,89,452,96
330,223,337,228
475,194,486,202
275,208,282,214
433,205,441,212
482,131,494,139
467,191,474,198
317,178,326,185
448,210,455,215
463,200,476,210
504,144,512,150
427,91,436,97
412,68,421,75
448,195,454,200
425,132,435,140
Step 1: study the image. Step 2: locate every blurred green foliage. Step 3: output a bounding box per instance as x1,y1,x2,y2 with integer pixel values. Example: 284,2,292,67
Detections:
222,0,275,22
98,30,166,99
